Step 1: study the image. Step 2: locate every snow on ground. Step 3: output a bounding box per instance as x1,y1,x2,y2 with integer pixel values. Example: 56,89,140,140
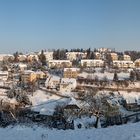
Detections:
79,71,130,80
29,90,71,115
1,122,140,140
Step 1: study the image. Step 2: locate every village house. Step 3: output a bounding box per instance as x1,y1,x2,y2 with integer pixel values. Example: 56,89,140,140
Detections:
26,53,39,62
35,71,47,79
17,63,27,71
123,54,131,61
48,60,72,68
112,60,135,69
21,70,37,84
66,52,87,61
94,52,102,59
45,76,60,89
0,71,9,81
18,55,27,62
63,68,80,78
0,54,14,62
63,104,80,120
109,53,118,61
97,48,112,53
80,59,104,67
134,59,140,68
124,97,140,111
59,78,77,92
63,98,81,120
3,55,14,62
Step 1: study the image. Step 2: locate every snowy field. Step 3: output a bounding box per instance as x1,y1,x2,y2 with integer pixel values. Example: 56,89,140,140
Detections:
1,122,140,140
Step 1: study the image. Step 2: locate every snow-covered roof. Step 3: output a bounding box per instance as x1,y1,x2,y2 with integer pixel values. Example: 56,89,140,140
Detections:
18,63,27,67
123,54,131,57
0,54,13,56
64,68,80,72
61,78,76,84
49,60,71,63
113,60,134,63
0,71,8,75
24,70,35,75
81,59,104,62
110,53,118,55
135,58,140,62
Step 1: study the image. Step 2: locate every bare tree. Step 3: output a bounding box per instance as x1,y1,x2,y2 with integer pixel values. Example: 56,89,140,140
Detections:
82,88,120,128
82,88,102,128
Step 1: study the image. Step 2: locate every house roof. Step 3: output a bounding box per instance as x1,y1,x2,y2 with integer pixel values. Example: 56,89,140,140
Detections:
81,59,104,63
61,78,76,84
64,104,80,109
64,68,80,72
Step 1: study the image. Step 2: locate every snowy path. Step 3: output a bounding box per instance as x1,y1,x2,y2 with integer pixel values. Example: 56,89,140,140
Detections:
1,122,140,140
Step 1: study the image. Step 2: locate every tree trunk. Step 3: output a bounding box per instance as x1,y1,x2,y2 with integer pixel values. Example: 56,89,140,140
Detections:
95,116,101,128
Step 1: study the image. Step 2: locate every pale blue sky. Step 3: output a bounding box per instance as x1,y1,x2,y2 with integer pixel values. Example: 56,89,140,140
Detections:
0,0,140,53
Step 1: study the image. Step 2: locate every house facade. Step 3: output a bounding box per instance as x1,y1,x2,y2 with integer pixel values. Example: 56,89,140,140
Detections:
0,71,9,81
59,78,77,92
123,55,131,61
45,76,60,89
48,60,72,68
135,59,140,68
94,52,102,59
66,52,87,61
27,53,39,62
81,59,104,67
63,68,80,78
112,60,135,68
64,104,80,120
21,70,37,84
18,55,27,62
0,54,14,62
109,53,118,61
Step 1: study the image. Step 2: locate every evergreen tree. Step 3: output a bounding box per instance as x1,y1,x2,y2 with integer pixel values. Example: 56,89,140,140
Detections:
130,70,136,81
39,50,46,66
113,72,118,81
136,71,140,81
90,52,95,59
86,48,91,59
13,51,19,62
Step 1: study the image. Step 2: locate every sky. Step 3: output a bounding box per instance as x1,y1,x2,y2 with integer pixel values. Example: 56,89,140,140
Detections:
0,0,140,53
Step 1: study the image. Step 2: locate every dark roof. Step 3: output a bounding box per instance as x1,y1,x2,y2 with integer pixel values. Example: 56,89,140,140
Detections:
64,104,80,109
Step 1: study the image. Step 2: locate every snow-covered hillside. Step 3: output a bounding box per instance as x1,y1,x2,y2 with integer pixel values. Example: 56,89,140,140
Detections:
1,122,140,140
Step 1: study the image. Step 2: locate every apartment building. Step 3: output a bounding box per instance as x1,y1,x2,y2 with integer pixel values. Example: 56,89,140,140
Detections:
81,59,104,67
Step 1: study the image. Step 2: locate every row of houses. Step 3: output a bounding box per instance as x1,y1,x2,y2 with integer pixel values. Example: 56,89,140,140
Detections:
0,52,53,62
0,49,132,63
48,59,140,69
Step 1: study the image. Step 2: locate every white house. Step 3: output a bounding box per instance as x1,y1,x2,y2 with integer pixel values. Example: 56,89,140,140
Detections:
97,48,112,53
18,63,27,71
94,52,102,59
0,71,9,81
123,55,131,61
48,60,72,68
45,76,60,89
135,59,140,68
63,68,80,78
18,55,27,62
59,78,77,92
81,59,104,67
0,54,14,62
112,60,135,68
26,53,39,62
66,52,87,61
